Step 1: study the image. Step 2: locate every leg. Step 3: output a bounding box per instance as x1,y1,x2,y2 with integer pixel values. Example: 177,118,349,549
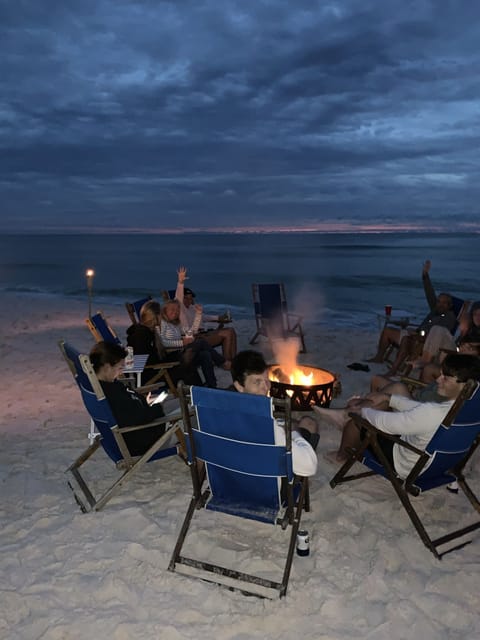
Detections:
326,418,363,463
368,327,401,363
202,327,237,361
386,334,416,375
194,349,217,388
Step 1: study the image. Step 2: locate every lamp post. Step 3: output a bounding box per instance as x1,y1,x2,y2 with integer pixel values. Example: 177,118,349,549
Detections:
86,268,95,318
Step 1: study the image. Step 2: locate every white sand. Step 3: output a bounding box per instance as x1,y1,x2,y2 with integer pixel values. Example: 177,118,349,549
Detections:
1,291,479,639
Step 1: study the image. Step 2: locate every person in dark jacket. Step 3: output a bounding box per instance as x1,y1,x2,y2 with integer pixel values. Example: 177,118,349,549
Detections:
89,341,178,456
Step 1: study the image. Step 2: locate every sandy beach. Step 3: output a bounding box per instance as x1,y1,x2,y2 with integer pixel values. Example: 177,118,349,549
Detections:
1,290,479,640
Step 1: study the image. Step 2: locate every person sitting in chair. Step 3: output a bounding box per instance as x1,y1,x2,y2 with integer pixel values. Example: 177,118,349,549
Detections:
314,353,480,477
159,298,227,388
230,350,318,477
126,299,202,386
175,266,237,363
89,341,181,457
368,260,457,374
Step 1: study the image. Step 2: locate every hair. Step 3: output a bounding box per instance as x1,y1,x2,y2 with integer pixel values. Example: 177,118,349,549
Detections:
89,341,127,372
458,334,480,355
140,300,162,330
160,299,181,325
441,353,480,383
231,350,268,385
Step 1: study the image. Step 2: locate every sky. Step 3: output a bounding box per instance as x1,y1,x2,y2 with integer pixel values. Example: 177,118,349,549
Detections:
2,0,480,234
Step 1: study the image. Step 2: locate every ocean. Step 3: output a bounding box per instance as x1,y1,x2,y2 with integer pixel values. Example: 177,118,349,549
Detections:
0,232,478,329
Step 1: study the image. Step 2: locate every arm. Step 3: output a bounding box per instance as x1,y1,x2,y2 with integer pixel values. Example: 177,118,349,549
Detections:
175,266,187,304
361,395,453,436
422,260,437,311
274,420,318,476
102,381,165,427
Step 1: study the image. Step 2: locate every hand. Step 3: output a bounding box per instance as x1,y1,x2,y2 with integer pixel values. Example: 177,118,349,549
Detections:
422,260,431,276
182,336,194,345
177,265,188,283
146,392,153,405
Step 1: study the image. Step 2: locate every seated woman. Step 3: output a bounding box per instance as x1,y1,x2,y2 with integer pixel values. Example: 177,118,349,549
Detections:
159,299,227,388
459,300,480,339
126,299,202,386
175,266,237,362
89,341,180,457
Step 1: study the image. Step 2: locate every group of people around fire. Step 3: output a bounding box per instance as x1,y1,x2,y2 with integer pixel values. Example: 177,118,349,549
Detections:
90,260,480,481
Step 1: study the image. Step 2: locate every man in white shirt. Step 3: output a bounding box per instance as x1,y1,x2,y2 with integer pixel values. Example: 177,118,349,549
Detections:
231,350,318,477
315,353,480,478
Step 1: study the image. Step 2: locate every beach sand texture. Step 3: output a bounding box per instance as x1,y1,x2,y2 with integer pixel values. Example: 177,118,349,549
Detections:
1,291,479,640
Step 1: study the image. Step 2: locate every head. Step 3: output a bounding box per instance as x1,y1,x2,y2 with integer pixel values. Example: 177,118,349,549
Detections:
183,287,196,308
89,341,127,382
458,334,480,357
435,293,453,315
231,350,270,396
469,301,480,328
436,353,480,400
161,299,181,324
140,300,162,330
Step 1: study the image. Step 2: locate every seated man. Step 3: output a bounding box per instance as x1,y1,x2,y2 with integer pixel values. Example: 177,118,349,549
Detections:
230,350,318,477
176,266,237,363
368,260,457,374
314,353,480,477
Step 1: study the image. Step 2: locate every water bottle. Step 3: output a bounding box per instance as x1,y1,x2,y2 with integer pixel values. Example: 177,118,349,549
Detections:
125,346,134,369
296,530,310,556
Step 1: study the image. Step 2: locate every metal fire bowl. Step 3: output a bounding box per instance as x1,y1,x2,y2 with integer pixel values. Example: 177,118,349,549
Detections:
268,364,336,411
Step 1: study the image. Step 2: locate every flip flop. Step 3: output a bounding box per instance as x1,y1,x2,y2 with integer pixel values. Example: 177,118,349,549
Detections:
347,362,370,372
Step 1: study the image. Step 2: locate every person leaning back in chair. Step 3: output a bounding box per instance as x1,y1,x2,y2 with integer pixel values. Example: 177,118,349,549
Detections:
230,350,318,477
368,259,457,374
314,353,480,477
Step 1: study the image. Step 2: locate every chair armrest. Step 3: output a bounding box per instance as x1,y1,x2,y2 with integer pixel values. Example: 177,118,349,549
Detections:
114,411,183,435
145,360,180,370
399,376,427,389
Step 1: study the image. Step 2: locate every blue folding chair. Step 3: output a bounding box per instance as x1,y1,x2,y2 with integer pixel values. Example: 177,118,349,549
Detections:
168,385,309,598
86,311,122,345
125,295,153,324
249,283,306,353
59,340,181,512
330,380,480,558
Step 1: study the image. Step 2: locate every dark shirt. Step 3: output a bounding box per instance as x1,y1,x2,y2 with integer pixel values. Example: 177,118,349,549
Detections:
100,379,166,456
418,272,457,334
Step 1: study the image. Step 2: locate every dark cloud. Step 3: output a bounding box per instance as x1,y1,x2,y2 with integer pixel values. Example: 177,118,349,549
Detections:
1,0,480,232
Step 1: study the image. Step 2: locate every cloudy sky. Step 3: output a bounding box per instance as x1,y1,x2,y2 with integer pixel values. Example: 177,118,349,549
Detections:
2,0,480,233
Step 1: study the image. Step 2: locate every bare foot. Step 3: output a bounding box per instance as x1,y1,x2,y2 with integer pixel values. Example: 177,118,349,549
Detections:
312,405,348,431
222,360,232,371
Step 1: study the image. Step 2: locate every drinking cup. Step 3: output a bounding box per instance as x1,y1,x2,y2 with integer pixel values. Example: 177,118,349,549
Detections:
385,305,392,316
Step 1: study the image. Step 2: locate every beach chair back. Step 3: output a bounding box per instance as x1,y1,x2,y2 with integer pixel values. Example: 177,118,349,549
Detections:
190,385,294,523
86,311,122,345
250,283,306,352
125,295,153,324
169,384,308,597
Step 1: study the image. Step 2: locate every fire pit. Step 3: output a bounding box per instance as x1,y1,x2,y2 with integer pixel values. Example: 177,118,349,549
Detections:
268,364,336,411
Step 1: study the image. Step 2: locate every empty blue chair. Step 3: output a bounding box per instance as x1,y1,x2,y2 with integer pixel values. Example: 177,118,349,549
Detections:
249,283,306,353
59,340,181,512
168,385,309,598
330,380,480,558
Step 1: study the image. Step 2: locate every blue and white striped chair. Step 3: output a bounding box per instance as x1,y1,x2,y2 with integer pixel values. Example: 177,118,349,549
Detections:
168,385,309,598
